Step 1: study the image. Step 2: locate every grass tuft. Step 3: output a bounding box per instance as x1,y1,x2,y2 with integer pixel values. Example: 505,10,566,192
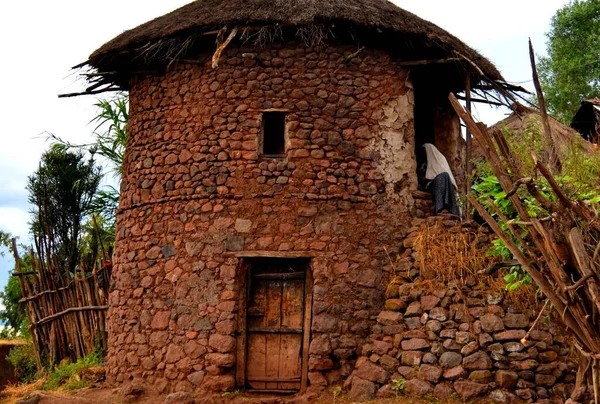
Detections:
43,351,104,391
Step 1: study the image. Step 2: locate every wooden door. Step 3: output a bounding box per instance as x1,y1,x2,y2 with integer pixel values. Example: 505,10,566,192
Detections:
246,259,307,392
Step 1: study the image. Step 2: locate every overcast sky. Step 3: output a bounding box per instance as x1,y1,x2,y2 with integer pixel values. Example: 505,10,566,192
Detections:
0,0,569,297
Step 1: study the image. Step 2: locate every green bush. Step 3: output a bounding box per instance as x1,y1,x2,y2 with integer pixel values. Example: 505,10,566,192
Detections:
7,342,38,383
472,121,600,291
44,350,104,391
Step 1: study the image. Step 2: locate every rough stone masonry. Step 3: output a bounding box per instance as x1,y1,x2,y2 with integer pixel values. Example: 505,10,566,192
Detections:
347,216,577,403
106,42,453,393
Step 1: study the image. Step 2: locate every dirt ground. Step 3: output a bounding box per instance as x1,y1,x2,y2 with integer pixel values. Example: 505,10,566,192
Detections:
1,382,496,404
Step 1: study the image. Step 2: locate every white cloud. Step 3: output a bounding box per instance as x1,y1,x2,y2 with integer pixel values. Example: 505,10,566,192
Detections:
0,208,30,241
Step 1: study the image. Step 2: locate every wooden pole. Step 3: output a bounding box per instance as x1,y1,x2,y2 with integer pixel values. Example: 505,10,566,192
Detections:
529,39,560,170
91,215,107,262
465,74,472,220
11,239,43,369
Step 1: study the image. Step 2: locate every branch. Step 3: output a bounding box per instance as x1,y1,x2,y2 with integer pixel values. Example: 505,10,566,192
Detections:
58,87,121,98
212,26,238,69
469,195,593,349
33,306,109,327
529,39,560,169
478,260,519,276
505,178,533,198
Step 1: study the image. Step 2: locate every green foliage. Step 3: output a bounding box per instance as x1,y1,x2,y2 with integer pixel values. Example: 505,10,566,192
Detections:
44,350,104,391
332,385,343,403
0,233,32,337
0,276,26,337
539,0,600,122
391,378,406,393
7,342,38,383
472,119,600,290
48,95,128,230
27,148,102,275
220,390,241,398
79,216,115,274
0,230,11,257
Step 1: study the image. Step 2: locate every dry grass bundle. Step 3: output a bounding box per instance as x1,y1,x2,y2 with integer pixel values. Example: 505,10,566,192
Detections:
400,220,542,312
414,221,495,284
0,378,45,404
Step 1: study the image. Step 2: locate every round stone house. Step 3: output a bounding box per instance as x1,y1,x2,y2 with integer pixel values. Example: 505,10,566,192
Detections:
83,0,505,395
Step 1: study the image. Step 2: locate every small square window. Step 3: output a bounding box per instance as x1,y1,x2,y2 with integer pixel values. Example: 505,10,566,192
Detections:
261,112,286,156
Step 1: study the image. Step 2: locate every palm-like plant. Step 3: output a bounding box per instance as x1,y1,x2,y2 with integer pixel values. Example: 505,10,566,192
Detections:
47,95,128,231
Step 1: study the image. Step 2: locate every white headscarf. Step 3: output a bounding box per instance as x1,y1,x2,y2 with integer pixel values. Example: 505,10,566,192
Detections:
423,143,458,190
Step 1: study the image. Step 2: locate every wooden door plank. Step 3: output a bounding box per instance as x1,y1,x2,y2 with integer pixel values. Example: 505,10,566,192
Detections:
279,278,303,390
246,274,268,389
300,264,313,393
266,333,282,390
247,280,267,329
236,261,248,388
282,279,304,329
247,327,302,334
246,377,301,382
278,334,302,390
265,280,283,390
265,280,282,329
247,333,267,390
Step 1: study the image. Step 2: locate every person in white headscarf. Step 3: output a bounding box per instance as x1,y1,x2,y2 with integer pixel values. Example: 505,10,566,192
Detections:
422,143,460,217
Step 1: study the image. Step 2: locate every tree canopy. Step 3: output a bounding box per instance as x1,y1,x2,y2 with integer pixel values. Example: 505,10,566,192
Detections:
27,149,101,275
539,0,600,123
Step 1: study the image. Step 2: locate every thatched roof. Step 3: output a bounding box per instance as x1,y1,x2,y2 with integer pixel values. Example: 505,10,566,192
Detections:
483,104,595,158
571,98,600,142
80,0,507,94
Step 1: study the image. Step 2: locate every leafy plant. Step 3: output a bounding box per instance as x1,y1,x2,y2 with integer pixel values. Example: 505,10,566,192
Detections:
391,378,406,393
0,234,32,337
44,350,104,391
472,119,600,291
332,385,343,403
48,95,127,231
27,149,102,276
7,342,38,383
221,390,241,398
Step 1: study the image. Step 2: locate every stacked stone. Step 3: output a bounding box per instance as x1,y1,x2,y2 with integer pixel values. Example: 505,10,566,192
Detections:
108,41,435,393
124,43,419,208
347,280,577,403
412,190,436,219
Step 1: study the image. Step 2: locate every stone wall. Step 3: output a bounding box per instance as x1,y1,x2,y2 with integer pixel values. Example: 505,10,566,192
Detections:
108,41,429,393
346,217,577,403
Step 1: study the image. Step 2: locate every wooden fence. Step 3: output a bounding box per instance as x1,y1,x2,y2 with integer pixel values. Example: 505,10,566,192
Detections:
12,238,110,367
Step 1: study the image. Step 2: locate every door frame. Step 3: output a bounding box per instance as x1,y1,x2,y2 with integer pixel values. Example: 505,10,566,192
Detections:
235,255,313,393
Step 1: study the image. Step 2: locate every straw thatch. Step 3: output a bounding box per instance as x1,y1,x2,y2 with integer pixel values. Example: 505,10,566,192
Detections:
81,0,506,93
485,104,595,157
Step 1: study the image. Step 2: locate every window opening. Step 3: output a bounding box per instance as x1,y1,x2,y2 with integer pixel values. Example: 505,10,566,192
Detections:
262,112,286,155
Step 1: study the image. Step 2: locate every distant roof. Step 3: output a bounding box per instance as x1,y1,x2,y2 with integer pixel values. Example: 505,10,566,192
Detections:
487,104,595,156
571,99,600,142
78,0,507,94
583,98,600,106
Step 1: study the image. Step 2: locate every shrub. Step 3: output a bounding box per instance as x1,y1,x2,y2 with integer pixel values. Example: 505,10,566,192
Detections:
7,342,38,383
44,350,104,391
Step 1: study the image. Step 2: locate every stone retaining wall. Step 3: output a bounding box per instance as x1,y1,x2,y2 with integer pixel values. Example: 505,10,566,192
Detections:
346,218,577,403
